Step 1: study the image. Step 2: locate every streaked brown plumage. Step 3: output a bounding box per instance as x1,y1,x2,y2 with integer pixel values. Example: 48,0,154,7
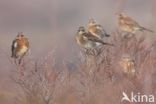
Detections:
117,12,154,33
11,32,29,64
87,18,110,39
75,26,113,49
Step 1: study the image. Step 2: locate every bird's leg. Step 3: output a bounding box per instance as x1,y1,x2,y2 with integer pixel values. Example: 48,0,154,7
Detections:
19,58,22,65
18,57,23,65
18,53,26,65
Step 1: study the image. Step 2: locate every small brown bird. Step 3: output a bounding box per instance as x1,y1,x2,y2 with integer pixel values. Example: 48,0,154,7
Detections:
87,18,110,39
119,54,136,75
11,32,29,64
75,26,113,49
117,12,154,34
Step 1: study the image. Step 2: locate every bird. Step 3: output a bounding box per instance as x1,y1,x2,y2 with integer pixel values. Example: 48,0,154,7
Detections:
87,18,110,39
11,32,29,65
116,12,154,34
75,26,113,50
119,54,136,75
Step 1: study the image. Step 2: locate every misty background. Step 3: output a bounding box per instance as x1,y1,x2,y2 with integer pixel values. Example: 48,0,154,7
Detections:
0,0,155,99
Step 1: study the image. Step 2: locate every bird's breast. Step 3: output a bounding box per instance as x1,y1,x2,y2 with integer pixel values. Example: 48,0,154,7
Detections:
17,46,28,56
21,46,28,53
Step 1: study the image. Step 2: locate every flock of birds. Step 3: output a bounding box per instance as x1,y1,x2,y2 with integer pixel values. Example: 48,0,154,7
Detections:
11,12,154,66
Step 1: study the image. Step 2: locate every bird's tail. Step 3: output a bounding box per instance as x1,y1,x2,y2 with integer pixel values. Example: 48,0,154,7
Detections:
103,29,110,37
102,42,114,46
105,33,110,37
141,26,154,33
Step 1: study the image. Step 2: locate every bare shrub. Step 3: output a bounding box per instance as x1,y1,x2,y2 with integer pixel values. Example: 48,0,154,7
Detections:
10,31,156,104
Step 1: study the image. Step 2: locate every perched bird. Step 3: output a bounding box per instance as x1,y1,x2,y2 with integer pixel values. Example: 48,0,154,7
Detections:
75,26,113,49
116,12,154,34
119,54,136,75
87,18,110,39
11,32,29,64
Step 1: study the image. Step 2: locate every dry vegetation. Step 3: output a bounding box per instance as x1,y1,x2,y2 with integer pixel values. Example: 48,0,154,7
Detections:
1,32,156,104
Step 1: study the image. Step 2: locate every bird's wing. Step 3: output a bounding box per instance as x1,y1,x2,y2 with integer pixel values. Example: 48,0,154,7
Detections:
83,32,103,43
92,24,105,35
96,24,110,37
11,39,17,57
123,16,140,27
25,38,29,48
83,32,113,46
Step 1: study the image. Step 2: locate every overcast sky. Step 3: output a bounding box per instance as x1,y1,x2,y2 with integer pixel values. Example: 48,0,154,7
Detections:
0,0,155,57
0,0,154,32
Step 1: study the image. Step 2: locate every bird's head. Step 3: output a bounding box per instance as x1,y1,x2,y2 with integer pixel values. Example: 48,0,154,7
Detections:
78,26,86,34
75,26,86,44
121,54,133,62
88,18,97,26
77,26,87,39
116,12,127,18
16,32,24,39
21,34,24,37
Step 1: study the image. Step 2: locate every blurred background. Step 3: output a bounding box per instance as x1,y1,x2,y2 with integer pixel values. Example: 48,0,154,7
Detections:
0,0,155,57
0,0,155,102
